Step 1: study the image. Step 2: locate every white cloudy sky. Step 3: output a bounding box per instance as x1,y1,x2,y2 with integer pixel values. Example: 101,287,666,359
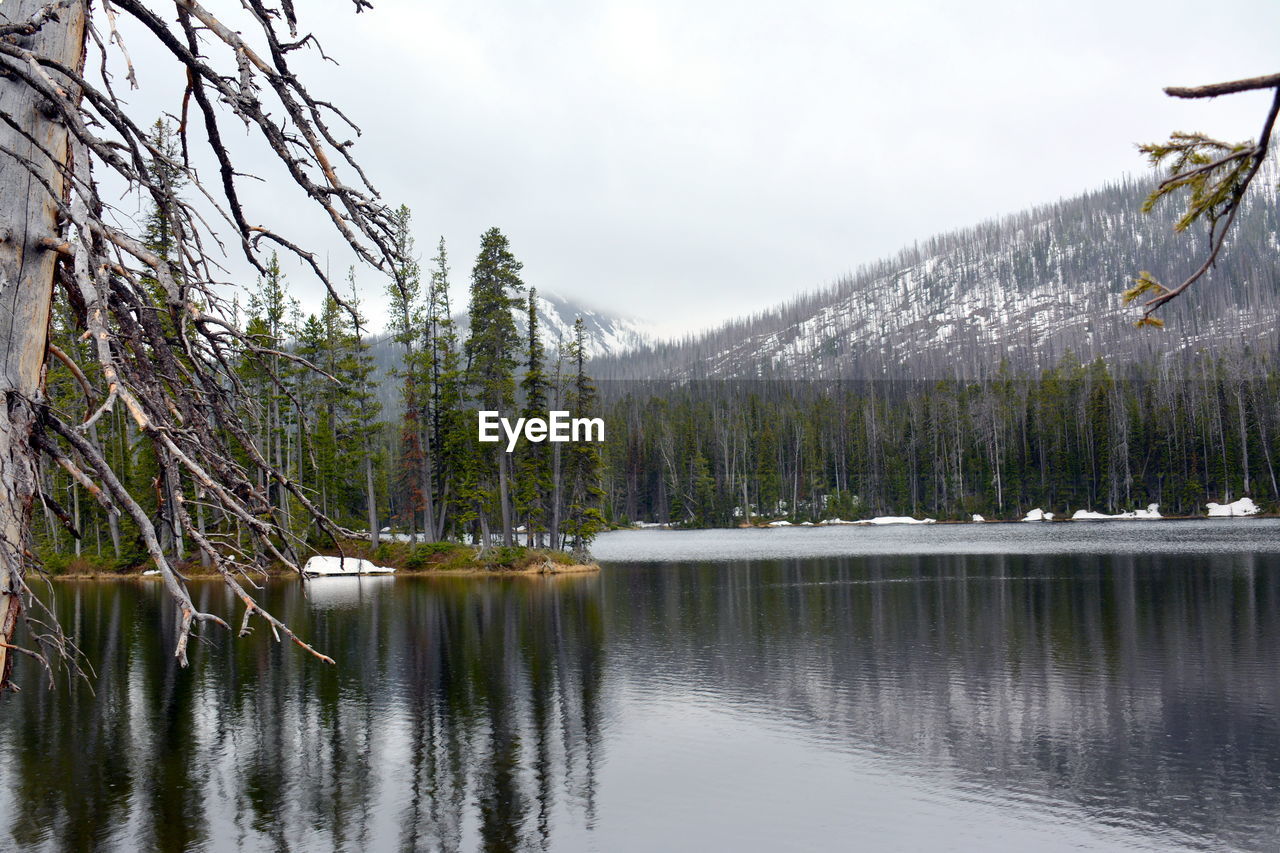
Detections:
109,0,1280,337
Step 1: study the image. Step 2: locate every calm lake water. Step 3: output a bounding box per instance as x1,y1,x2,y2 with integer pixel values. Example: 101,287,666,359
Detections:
3,520,1280,851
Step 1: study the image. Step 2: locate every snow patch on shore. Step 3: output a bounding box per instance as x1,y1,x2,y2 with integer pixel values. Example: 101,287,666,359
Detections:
817,517,934,525
1206,497,1260,517
1071,504,1162,521
854,516,937,525
303,556,394,576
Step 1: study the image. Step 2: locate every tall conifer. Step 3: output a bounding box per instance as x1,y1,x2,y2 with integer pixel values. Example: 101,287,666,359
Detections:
516,290,552,546
464,227,525,547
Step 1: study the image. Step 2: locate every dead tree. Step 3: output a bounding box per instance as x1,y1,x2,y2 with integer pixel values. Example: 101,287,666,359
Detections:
0,0,398,689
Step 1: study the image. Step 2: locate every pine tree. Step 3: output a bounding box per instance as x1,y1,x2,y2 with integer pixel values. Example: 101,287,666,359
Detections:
516,290,552,546
141,120,185,293
344,270,385,547
560,319,607,557
464,227,525,548
245,254,296,538
294,311,334,515
386,205,431,540
424,237,465,540
137,119,189,560
293,291,380,532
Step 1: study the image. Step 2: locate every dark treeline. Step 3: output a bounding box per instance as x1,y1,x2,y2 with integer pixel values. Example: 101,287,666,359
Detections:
598,351,1280,524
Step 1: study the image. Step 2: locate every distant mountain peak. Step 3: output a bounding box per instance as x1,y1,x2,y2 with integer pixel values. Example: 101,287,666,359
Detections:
522,290,651,358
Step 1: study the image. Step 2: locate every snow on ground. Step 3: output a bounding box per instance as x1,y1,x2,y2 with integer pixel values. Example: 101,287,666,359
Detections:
382,533,425,543
303,556,394,576
1206,497,1260,517
1070,504,1162,521
851,516,937,525
971,515,985,523
1022,509,1054,522
817,517,935,525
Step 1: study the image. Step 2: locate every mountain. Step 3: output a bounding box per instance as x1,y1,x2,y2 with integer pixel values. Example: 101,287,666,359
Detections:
596,160,1280,381
493,289,651,358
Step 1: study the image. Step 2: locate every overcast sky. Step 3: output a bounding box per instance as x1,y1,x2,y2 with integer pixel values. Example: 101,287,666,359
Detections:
114,0,1280,337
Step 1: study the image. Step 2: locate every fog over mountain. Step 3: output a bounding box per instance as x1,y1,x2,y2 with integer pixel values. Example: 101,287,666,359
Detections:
594,161,1280,381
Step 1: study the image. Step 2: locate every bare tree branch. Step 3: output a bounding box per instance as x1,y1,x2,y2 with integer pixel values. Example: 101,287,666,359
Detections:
1166,73,1280,99
1,0,399,683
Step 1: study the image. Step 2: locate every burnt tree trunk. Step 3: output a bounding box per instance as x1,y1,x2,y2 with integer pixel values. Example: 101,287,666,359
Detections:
0,0,86,690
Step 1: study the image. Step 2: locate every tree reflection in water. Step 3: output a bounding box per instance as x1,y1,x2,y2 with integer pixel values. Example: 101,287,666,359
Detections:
0,574,604,853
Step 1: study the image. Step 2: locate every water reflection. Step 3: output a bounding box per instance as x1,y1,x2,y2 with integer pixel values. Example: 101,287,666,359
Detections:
302,575,397,610
0,553,1278,851
604,553,1280,850
0,576,604,853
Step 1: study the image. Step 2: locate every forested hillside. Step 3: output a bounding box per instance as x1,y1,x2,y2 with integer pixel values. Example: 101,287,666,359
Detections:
598,161,1280,380
581,161,1280,524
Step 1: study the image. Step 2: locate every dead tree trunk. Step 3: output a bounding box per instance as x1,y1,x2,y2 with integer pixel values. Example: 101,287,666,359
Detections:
365,449,380,550
0,0,87,689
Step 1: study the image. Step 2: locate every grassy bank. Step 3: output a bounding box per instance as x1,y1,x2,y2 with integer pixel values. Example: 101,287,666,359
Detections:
39,539,599,579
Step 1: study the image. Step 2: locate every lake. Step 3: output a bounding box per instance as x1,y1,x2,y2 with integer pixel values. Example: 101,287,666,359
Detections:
2,520,1280,851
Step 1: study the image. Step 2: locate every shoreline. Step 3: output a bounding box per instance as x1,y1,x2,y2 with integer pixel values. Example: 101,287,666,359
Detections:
47,562,601,581
42,515,1276,579
40,539,601,581
626,513,1276,530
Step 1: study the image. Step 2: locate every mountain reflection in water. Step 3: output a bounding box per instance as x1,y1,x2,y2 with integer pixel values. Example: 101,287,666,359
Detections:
1,544,1279,851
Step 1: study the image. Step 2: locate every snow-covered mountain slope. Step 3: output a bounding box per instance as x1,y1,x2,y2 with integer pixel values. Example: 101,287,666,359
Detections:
519,290,650,358
597,161,1280,380
442,289,650,359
